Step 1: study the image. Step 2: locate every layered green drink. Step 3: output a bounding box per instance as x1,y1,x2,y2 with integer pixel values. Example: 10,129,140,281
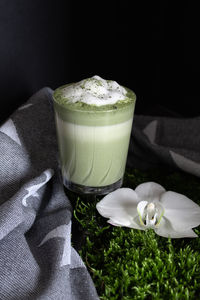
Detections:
53,76,136,194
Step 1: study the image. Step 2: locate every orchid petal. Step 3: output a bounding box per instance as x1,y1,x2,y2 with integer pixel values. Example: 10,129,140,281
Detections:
107,219,126,226
155,202,165,226
108,216,144,230
129,215,147,230
135,182,166,202
137,201,148,225
155,217,198,238
160,191,200,231
96,188,140,227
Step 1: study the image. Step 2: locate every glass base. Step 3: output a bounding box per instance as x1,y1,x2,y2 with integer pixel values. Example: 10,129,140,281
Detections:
63,177,123,195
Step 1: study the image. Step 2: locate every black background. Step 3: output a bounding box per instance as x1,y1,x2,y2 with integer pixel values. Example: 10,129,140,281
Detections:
0,0,200,123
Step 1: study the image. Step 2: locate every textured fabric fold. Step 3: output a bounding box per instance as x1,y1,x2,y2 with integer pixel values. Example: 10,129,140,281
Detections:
0,88,99,300
128,114,200,176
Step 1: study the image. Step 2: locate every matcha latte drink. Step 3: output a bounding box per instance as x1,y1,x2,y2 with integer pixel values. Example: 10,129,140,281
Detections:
53,75,136,194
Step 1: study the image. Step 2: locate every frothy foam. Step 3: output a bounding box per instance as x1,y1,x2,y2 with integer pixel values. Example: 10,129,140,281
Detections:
61,75,127,106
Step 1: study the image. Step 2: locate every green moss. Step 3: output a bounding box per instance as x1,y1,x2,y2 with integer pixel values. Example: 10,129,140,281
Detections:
69,168,200,299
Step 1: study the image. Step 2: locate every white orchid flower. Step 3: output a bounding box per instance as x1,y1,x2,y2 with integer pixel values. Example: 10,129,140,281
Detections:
96,182,200,238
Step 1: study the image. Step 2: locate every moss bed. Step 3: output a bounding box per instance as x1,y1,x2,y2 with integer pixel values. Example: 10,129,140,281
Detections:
68,169,200,299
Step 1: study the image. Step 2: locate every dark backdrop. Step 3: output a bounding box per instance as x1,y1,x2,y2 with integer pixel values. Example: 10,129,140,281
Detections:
0,0,200,123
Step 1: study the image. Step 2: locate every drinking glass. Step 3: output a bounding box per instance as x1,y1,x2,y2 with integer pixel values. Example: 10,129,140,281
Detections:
53,85,136,195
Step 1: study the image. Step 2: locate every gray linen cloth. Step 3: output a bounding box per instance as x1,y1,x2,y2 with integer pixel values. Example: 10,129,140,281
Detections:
129,115,200,176
0,88,99,300
0,87,199,299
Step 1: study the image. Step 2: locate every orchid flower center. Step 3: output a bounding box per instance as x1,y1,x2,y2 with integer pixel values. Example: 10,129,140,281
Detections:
137,201,164,228
145,203,157,226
